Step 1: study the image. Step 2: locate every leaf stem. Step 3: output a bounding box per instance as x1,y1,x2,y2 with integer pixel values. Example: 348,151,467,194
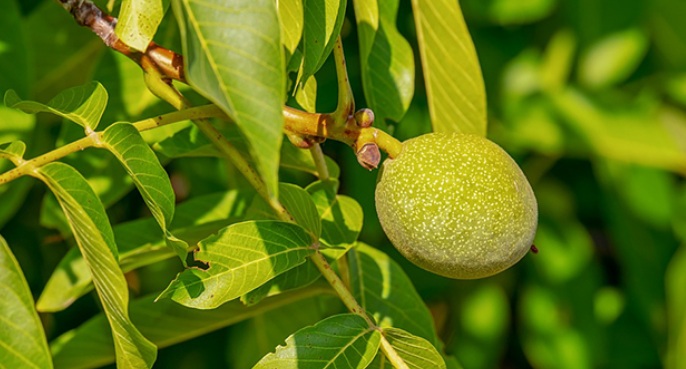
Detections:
309,144,330,181
0,105,224,187
333,36,354,123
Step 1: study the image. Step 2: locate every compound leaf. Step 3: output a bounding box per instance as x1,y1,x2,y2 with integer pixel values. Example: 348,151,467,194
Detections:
0,235,53,369
172,0,285,200
411,0,487,136
101,122,188,265
253,314,381,369
4,81,108,133
33,162,156,368
158,221,314,309
0,141,26,164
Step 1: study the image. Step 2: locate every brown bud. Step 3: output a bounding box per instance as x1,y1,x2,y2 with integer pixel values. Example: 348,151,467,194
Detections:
357,143,381,170
354,108,375,128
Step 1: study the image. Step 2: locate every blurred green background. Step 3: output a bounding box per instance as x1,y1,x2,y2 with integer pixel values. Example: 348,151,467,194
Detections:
1,0,685,368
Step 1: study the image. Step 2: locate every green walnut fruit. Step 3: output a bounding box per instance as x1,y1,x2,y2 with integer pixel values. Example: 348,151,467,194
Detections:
375,132,538,279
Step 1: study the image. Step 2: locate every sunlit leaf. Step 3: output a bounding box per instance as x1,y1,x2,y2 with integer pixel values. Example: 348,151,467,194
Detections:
278,0,304,62
4,81,108,133
0,141,26,164
248,182,321,239
241,261,321,306
0,235,53,369
101,122,188,264
295,75,317,113
33,162,156,368
298,0,347,84
158,221,314,309
253,314,381,369
368,328,446,369
116,0,166,52
349,243,438,344
172,0,285,200
411,0,487,136
307,179,363,249
579,28,648,88
37,190,253,312
50,286,330,369
354,0,415,124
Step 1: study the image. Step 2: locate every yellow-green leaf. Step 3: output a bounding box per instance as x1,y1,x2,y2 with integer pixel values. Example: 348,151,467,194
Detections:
115,0,166,52
411,0,487,136
368,328,446,369
4,81,108,133
278,0,304,62
33,162,156,369
0,234,53,369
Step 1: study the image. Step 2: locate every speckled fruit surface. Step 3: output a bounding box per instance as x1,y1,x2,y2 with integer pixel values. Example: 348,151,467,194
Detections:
375,133,538,279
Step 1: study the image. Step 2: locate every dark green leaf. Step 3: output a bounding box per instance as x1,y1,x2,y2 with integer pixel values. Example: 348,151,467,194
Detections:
354,0,415,124
4,81,108,133
0,0,30,97
158,221,314,309
253,314,381,369
0,234,53,369
241,260,321,306
411,0,487,136
37,190,253,312
33,162,156,368
100,122,188,264
349,243,438,344
666,245,686,369
50,286,330,369
298,0,347,84
172,0,285,200
369,328,446,369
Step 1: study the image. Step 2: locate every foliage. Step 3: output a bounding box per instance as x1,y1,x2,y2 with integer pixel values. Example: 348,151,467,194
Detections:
0,0,684,368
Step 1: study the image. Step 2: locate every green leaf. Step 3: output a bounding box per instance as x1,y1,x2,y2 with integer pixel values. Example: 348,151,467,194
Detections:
462,0,557,25
100,122,188,265
369,328,446,369
4,81,108,133
50,286,329,369
0,141,26,164
295,75,317,113
579,29,648,89
158,221,314,309
172,0,285,200
411,0,487,136
154,124,340,178
349,243,438,344
0,234,53,369
116,0,167,52
278,0,304,62
33,162,156,368
307,180,363,249
298,0,347,84
37,190,253,312
241,261,321,306
248,182,321,239
354,0,415,124
253,313,381,369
